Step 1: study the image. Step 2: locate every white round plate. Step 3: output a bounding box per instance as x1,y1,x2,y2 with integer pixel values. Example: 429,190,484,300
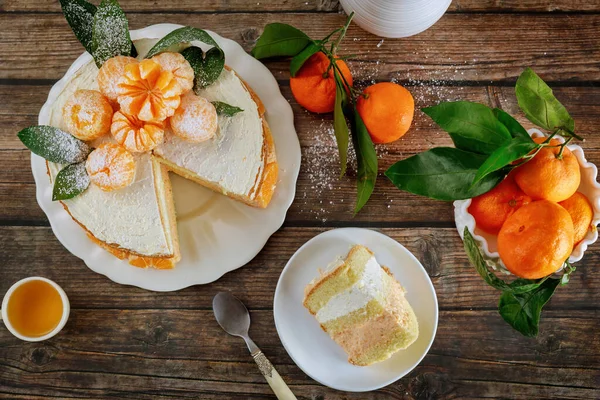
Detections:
32,24,301,291
273,228,438,392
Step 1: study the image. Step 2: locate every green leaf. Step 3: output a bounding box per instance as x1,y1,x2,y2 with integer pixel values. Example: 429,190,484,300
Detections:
59,0,97,55
385,148,505,201
290,42,321,77
18,126,91,164
515,67,575,136
181,46,225,90
498,277,560,337
251,23,312,59
212,101,243,117
493,108,532,141
472,138,539,186
351,106,377,214
52,162,90,201
91,0,133,67
145,26,222,59
422,101,512,154
333,74,349,177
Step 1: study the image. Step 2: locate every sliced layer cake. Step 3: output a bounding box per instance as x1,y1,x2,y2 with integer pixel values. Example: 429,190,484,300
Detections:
303,245,419,366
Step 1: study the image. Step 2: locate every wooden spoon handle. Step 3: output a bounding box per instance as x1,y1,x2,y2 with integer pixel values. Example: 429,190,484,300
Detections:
252,350,297,400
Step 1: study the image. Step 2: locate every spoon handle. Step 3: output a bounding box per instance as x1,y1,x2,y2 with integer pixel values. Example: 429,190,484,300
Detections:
252,350,297,400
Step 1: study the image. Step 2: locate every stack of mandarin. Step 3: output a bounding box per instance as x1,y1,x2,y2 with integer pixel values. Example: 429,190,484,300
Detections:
469,137,595,279
61,53,217,192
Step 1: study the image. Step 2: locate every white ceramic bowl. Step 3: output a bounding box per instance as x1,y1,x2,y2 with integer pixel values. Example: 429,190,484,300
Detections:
340,0,452,38
455,129,600,272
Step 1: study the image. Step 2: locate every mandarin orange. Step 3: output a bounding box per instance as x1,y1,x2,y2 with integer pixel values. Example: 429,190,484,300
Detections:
98,56,138,103
170,93,218,143
513,137,580,202
85,143,136,191
111,111,165,152
497,200,574,279
356,82,414,144
468,173,531,234
559,192,594,245
151,52,195,94
62,89,113,141
289,51,353,114
117,59,181,122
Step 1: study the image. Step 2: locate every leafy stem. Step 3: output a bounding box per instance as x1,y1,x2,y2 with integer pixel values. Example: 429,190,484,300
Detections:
557,137,573,159
331,11,354,54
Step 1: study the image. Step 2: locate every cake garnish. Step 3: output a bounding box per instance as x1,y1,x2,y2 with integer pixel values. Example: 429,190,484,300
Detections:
212,101,243,117
85,143,136,191
18,126,91,164
151,52,195,94
98,55,138,103
53,162,91,201
63,89,113,141
170,94,218,143
111,111,165,152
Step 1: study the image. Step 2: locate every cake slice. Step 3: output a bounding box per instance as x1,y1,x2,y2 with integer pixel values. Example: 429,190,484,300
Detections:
303,245,419,366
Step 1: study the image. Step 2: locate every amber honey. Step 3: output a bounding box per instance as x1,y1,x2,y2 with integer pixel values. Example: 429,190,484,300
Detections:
6,280,63,337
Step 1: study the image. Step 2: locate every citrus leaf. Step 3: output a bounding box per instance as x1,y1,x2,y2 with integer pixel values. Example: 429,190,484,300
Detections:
385,148,505,201
350,106,377,214
212,101,243,117
493,108,532,141
182,46,225,90
290,42,321,77
515,67,576,137
59,0,97,54
333,74,349,177
471,138,539,186
18,126,91,164
498,277,560,337
52,162,91,201
145,26,222,59
251,23,311,59
422,101,512,155
91,0,133,67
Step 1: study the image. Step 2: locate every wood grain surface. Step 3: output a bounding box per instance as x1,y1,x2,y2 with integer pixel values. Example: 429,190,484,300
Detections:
0,1,599,399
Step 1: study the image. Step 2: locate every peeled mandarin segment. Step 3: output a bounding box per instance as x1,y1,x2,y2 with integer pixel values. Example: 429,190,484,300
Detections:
98,56,138,103
116,59,181,122
468,174,531,234
62,89,113,141
151,52,194,94
559,192,594,245
170,93,218,143
497,200,574,279
111,111,165,153
514,138,580,202
85,143,136,192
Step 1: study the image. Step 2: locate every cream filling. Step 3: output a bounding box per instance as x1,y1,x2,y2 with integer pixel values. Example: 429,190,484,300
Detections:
154,68,265,197
47,58,172,257
316,256,386,323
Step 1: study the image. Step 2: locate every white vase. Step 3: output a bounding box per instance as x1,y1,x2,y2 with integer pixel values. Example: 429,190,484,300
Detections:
340,0,453,38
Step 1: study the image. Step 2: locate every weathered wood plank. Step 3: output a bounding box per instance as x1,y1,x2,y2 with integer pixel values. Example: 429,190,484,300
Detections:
2,85,599,224
1,226,598,311
1,13,599,82
2,0,599,13
0,309,598,398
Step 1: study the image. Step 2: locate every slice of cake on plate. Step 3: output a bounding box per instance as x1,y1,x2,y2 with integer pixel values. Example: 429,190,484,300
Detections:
303,245,419,366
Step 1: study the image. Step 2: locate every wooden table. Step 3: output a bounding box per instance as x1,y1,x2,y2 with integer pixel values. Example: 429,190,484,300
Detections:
1,1,599,398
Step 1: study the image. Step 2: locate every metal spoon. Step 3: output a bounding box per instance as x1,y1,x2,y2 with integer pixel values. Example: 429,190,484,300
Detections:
212,292,297,400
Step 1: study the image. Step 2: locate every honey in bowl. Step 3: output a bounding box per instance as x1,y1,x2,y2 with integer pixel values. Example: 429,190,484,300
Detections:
6,279,64,338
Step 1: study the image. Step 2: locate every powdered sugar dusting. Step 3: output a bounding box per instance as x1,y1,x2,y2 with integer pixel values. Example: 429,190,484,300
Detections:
24,126,91,164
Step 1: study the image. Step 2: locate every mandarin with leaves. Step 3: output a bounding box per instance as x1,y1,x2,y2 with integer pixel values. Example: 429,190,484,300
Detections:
63,89,113,141
469,173,532,234
111,111,165,152
117,59,181,122
559,192,594,245
513,137,580,202
85,143,136,192
98,56,138,104
290,51,352,114
498,200,574,279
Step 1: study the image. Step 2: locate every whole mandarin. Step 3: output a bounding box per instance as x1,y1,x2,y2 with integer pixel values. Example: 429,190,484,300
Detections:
111,111,165,153
63,89,113,141
513,137,580,202
289,51,353,114
559,192,594,245
98,56,138,104
170,93,218,143
86,143,136,191
498,200,574,279
356,82,414,144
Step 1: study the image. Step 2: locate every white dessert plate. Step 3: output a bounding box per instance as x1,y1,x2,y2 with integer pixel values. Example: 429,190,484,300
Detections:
273,228,438,392
32,24,301,291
